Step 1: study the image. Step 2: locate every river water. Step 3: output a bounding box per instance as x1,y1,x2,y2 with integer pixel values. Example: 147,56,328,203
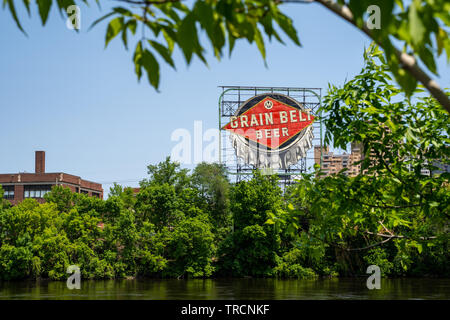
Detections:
0,278,448,300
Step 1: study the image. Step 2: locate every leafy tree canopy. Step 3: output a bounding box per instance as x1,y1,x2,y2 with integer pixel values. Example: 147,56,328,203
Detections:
3,0,449,110
273,44,449,275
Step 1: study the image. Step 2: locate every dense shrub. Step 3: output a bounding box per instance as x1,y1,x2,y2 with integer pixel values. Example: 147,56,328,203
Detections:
0,48,447,280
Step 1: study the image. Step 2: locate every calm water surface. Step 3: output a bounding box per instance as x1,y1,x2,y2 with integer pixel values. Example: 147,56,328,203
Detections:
0,278,448,300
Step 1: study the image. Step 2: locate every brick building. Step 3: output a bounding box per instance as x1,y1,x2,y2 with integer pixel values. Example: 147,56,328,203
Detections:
314,142,363,177
0,151,103,205
314,142,449,178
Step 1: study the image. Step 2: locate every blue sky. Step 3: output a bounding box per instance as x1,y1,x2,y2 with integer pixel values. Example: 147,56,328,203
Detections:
1,1,449,195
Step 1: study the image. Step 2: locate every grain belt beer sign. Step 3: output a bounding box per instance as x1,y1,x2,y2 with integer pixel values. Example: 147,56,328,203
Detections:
222,93,315,169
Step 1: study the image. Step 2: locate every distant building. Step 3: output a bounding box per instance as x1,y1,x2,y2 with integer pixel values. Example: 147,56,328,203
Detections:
315,142,449,178
131,187,140,194
431,162,450,175
314,142,363,177
0,151,103,205
418,161,450,176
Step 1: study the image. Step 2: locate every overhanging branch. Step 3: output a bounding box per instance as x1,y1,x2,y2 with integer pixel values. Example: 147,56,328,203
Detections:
313,0,450,114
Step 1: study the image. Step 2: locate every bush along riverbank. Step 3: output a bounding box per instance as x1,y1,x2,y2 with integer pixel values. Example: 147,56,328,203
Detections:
0,158,447,281
0,47,448,281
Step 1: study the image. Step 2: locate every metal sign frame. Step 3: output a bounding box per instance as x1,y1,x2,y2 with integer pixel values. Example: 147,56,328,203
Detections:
218,86,323,186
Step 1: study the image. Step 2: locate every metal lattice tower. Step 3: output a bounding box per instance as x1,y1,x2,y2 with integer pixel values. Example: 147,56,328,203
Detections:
218,86,323,188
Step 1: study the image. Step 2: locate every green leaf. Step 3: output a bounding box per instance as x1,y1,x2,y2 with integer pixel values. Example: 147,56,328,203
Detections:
158,3,182,23
148,40,175,69
133,41,143,80
211,22,225,58
194,0,224,58
254,27,266,62
141,49,160,90
89,11,116,31
429,201,439,207
56,0,75,12
22,0,31,16
418,46,437,75
260,14,283,44
37,0,52,25
408,0,425,46
274,12,300,46
435,27,446,57
177,13,197,63
348,0,367,28
128,19,137,34
162,27,176,53
112,6,133,17
6,0,27,35
194,1,214,32
376,0,395,31
385,45,417,97
121,24,128,49
105,17,124,48
417,243,423,254
228,33,236,57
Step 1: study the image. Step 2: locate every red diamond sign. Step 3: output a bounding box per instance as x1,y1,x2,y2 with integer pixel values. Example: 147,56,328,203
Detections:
222,96,315,149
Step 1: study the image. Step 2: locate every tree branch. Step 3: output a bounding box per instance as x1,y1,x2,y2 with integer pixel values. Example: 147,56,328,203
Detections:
314,0,450,114
365,230,438,240
344,236,394,251
115,0,182,4
351,196,421,210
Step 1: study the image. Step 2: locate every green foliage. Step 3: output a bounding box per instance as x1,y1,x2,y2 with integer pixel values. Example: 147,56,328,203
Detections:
43,185,73,212
343,0,449,95
4,0,300,90
0,153,448,280
0,185,11,210
0,244,34,280
274,44,449,277
136,183,182,230
218,172,283,277
0,158,223,280
191,162,231,237
0,45,447,280
273,248,318,279
142,156,190,191
363,248,394,277
0,199,71,280
165,215,216,278
4,1,449,109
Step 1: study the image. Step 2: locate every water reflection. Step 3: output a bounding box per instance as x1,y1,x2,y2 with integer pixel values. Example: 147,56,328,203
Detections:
0,278,448,300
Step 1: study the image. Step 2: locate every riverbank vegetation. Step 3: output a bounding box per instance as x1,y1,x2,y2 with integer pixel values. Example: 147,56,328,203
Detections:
0,46,448,281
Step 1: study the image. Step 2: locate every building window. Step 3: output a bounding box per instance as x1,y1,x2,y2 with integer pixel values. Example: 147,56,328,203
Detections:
80,190,88,195
2,185,14,199
24,185,52,198
92,192,100,198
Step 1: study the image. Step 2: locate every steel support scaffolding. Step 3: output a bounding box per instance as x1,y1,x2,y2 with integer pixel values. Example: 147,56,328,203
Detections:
218,86,323,189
